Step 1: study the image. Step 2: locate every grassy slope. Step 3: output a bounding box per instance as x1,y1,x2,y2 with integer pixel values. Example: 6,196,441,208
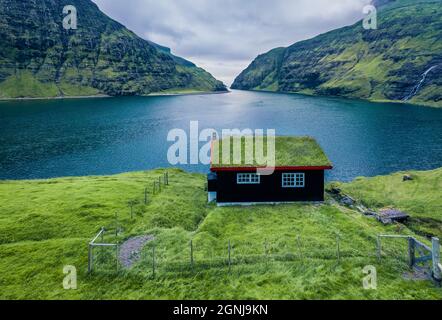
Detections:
0,168,441,299
0,67,224,99
0,0,226,99
332,168,442,238
232,0,442,108
0,71,101,99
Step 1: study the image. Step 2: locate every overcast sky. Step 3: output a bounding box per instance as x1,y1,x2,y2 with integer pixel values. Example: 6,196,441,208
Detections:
93,0,371,86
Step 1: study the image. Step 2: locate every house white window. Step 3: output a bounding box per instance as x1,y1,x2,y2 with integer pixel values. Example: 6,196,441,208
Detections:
237,173,260,184
282,173,305,188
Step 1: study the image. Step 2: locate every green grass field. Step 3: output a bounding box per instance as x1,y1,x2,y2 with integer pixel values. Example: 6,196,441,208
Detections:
332,168,442,238
0,168,441,299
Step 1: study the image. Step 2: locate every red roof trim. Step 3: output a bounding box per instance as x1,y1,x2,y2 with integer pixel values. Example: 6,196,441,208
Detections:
211,166,333,172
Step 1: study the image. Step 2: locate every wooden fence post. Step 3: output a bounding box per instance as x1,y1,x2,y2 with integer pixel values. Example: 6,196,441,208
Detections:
297,236,303,262
153,181,156,195
432,237,441,283
264,240,268,257
115,212,118,238
336,235,341,262
88,244,92,273
158,177,162,192
228,240,231,272
152,244,156,278
190,240,194,269
144,187,148,205
408,237,415,268
376,235,381,261
116,245,119,272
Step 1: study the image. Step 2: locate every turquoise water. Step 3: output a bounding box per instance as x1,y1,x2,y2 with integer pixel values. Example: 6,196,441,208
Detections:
0,90,441,181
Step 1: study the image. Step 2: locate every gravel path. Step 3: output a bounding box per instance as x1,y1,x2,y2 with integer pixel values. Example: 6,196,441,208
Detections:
403,265,431,281
119,235,154,268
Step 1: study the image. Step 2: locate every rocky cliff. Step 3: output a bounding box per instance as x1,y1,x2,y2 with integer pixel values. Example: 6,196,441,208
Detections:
232,0,442,107
0,0,226,98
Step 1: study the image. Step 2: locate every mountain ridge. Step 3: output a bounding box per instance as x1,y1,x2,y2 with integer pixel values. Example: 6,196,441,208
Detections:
232,0,442,107
0,0,226,99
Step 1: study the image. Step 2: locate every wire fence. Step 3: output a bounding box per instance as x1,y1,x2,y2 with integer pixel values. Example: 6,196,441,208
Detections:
88,171,170,274
86,170,441,285
87,231,441,287
89,234,382,277
376,235,441,282
88,227,122,274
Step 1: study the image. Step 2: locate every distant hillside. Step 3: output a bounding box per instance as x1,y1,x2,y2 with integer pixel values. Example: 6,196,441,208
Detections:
232,0,442,107
0,0,226,99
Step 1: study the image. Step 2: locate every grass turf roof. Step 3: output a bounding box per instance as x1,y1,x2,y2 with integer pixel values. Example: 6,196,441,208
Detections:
211,136,332,169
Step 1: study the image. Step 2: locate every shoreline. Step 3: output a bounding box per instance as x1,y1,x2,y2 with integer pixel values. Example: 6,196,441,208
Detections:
0,90,230,102
146,90,230,97
1,166,440,183
1,89,437,108
231,88,442,109
0,94,111,102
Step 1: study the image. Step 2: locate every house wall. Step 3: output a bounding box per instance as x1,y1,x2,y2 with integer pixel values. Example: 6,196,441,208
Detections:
215,170,325,203
207,173,217,192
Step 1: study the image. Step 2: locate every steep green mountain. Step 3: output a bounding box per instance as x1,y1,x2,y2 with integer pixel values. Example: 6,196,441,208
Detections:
0,0,226,99
232,0,442,107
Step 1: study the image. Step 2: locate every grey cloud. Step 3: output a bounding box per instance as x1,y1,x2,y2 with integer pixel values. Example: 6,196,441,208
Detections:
93,0,372,85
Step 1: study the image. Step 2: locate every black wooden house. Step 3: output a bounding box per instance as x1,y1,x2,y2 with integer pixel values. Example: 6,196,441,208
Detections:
207,136,332,205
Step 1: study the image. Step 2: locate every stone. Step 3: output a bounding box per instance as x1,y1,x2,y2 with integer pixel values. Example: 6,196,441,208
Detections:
341,195,356,206
378,208,410,222
356,204,369,213
329,187,342,195
363,210,377,217
377,216,393,225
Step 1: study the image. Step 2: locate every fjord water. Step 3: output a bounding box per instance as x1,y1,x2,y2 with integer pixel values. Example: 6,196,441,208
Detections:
0,90,441,181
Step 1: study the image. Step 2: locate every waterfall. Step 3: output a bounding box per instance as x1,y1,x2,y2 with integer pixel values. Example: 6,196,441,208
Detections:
403,64,440,101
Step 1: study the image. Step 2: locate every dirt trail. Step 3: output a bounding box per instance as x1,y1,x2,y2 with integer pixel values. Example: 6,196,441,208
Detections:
119,235,154,268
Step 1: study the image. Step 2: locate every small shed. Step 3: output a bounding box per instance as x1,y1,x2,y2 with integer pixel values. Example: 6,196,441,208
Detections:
377,208,410,224
208,136,333,205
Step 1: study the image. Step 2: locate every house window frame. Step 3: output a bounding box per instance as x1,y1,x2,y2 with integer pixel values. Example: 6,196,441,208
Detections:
237,173,261,185
282,173,305,188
